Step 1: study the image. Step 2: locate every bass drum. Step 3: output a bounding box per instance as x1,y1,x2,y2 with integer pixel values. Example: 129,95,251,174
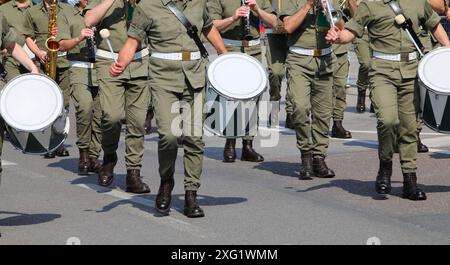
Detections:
205,53,267,138
0,73,69,154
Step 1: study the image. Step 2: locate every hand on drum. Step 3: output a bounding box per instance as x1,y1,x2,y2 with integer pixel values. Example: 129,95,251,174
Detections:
109,61,125,77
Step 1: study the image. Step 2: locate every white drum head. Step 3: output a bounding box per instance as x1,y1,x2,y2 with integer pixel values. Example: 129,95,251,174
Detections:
0,74,63,132
208,53,267,100
419,47,450,95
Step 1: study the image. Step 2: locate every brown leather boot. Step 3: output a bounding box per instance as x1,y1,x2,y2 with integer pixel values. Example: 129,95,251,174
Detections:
331,120,352,139
312,157,335,178
88,157,102,173
126,169,150,194
356,91,366,113
241,139,264,162
144,109,154,135
299,152,314,180
184,190,204,218
98,153,117,187
78,148,90,175
155,178,175,214
223,139,236,163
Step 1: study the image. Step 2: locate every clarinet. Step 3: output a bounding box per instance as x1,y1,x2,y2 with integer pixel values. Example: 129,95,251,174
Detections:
86,27,96,63
241,0,253,41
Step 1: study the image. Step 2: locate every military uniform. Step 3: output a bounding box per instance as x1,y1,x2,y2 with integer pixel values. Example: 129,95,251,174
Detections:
354,29,370,113
207,0,272,163
85,0,150,193
282,0,339,179
128,0,216,217
345,0,442,200
265,0,293,128
0,0,32,81
58,3,102,175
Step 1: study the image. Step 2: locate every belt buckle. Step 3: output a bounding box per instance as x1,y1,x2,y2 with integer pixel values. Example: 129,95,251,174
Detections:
313,49,321,57
182,51,191,61
400,53,409,62
242,40,249,47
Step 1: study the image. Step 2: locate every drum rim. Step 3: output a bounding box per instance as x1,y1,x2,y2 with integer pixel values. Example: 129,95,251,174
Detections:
207,52,267,100
0,73,64,132
418,47,450,95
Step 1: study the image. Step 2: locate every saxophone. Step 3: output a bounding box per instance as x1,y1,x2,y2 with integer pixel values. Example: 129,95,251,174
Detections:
45,0,59,80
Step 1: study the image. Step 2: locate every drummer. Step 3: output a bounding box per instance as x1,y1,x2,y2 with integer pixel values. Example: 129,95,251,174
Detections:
109,0,227,217
207,0,277,163
326,0,450,200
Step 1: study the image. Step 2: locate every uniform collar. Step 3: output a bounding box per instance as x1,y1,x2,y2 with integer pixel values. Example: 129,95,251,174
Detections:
41,0,62,12
383,0,392,4
161,0,190,6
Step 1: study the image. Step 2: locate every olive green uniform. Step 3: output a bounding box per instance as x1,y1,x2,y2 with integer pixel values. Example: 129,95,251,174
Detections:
265,0,292,115
281,0,339,157
23,1,73,110
0,14,17,184
346,0,441,173
0,0,32,81
354,30,370,95
58,4,101,159
85,0,149,170
207,0,273,139
129,0,212,190
332,43,350,121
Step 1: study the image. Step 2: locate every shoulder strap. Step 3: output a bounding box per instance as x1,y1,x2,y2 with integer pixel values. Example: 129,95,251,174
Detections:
386,0,424,56
163,0,209,58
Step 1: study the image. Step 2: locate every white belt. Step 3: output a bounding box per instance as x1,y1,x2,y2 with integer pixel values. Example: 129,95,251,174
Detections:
151,51,201,61
57,51,67,57
289,47,333,57
69,61,95,69
96,48,149,60
372,51,417,62
223,38,261,47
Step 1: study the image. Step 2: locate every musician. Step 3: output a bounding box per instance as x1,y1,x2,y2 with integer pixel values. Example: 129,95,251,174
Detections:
0,0,33,81
207,0,277,163
326,0,450,200
281,0,342,180
109,0,227,217
84,0,150,193
23,0,72,158
58,0,102,175
265,0,294,129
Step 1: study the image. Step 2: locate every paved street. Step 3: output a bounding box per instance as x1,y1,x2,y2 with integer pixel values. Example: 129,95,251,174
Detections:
1,47,450,245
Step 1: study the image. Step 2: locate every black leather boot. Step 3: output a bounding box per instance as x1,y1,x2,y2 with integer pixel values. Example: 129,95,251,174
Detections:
402,172,427,201
417,133,429,153
155,178,175,214
98,153,117,187
312,157,335,178
299,152,314,180
55,145,70,157
184,190,204,218
331,120,352,139
356,91,366,113
369,103,375,113
126,169,150,194
223,139,236,163
88,157,102,173
285,113,294,129
241,139,264,162
44,151,56,159
144,109,154,135
78,148,90,175
375,161,392,194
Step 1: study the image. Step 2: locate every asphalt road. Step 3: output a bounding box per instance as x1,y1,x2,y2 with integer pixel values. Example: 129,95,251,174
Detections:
1,46,450,245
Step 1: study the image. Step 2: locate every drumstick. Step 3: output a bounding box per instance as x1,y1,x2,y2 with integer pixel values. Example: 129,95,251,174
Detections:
394,15,424,57
99,29,118,63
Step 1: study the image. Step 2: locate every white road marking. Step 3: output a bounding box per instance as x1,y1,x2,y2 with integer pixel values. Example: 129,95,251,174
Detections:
76,183,214,239
2,160,17,166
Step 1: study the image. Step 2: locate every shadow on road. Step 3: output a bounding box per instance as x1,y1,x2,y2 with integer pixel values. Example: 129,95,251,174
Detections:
0,211,61,226
429,152,450,159
253,161,298,178
343,140,378,150
47,158,78,174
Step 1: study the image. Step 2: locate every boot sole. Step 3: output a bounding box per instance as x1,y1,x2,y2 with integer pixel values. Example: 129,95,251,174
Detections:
184,211,205,218
155,206,171,215
402,194,427,201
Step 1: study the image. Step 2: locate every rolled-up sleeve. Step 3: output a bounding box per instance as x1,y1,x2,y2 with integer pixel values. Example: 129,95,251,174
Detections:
345,3,370,38
1,16,16,49
127,5,151,43
206,0,223,20
423,1,441,31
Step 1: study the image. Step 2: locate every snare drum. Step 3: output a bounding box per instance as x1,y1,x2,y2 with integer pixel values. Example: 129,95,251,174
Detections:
0,74,69,154
205,53,267,138
418,47,450,133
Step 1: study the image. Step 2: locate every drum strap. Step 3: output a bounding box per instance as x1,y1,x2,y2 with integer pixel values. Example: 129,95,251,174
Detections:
163,0,209,59
386,0,425,56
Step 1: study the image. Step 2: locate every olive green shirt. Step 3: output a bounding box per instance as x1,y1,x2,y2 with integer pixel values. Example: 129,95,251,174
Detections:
207,0,273,40
85,0,146,53
0,14,16,53
346,0,441,78
282,0,340,49
0,0,31,46
23,1,72,68
128,0,213,92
